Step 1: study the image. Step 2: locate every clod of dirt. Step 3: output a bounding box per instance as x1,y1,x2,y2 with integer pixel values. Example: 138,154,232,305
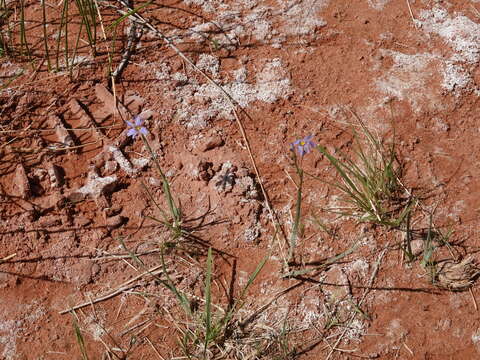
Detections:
70,261,96,287
74,215,92,227
68,171,117,202
233,169,260,200
195,160,214,182
103,160,118,176
51,115,74,148
212,162,236,193
107,145,135,176
435,257,480,291
48,164,64,188
124,91,146,114
95,83,129,119
196,133,224,152
106,215,127,230
131,157,149,170
244,224,260,242
104,205,123,218
68,98,95,129
37,215,61,228
13,163,31,199
32,168,48,182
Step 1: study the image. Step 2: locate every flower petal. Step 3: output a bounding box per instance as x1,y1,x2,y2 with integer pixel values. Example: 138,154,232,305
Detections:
127,128,138,138
139,127,148,135
125,120,134,127
134,116,143,126
298,145,305,156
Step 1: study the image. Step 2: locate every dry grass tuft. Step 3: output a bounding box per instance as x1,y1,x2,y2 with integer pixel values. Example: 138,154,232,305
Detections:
435,257,480,291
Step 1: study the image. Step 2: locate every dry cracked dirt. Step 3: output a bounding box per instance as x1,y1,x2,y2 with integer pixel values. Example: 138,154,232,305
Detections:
1,0,480,359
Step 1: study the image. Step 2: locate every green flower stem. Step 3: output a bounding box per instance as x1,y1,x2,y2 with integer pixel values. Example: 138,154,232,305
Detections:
288,154,304,263
140,134,181,228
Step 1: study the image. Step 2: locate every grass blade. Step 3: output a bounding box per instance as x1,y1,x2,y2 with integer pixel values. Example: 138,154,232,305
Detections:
288,167,303,262
72,313,89,360
41,0,51,70
19,0,31,59
107,1,152,31
283,242,359,277
203,247,213,354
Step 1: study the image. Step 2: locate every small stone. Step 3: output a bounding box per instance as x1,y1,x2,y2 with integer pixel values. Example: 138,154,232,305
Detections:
32,168,48,181
197,134,224,152
96,194,110,209
174,159,183,170
67,191,86,203
172,72,188,86
61,214,73,226
55,123,74,148
235,174,259,199
138,109,154,120
45,192,66,210
90,152,108,169
432,117,450,132
38,215,61,228
75,171,118,199
14,164,31,199
232,215,241,224
48,164,64,187
106,215,126,230
212,162,235,193
244,226,260,242
74,215,92,227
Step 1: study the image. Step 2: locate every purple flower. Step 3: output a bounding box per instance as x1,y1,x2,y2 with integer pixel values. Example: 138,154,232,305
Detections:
125,116,148,139
291,135,316,156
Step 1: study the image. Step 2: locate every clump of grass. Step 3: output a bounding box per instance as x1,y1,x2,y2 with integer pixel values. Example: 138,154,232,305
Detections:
177,248,268,358
74,0,98,55
315,111,410,228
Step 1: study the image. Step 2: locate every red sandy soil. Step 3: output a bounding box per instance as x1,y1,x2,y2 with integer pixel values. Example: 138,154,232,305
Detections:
1,0,480,359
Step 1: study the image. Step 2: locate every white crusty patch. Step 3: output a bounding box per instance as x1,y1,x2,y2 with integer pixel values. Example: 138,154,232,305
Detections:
171,58,292,127
418,7,480,64
375,50,442,112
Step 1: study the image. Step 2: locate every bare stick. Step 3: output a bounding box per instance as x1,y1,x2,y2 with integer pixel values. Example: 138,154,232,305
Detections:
0,253,16,263
112,21,140,79
146,336,165,360
469,287,478,311
406,0,417,28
